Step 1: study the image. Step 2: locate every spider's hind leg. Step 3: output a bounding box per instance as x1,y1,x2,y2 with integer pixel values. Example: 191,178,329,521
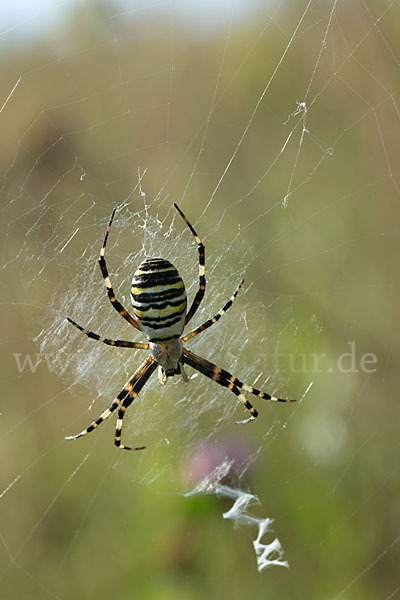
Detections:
174,203,206,325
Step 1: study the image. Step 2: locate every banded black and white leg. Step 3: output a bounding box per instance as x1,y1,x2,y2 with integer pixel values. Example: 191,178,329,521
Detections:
182,350,257,423
66,316,149,350
114,358,158,450
182,279,244,343
65,356,156,448
99,208,141,331
174,203,206,325
183,349,295,424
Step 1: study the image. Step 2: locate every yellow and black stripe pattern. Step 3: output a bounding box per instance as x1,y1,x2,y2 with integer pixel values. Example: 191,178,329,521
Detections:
131,258,187,343
65,204,295,452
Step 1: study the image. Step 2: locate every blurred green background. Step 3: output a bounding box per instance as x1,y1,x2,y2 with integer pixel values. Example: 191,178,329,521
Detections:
1,1,399,599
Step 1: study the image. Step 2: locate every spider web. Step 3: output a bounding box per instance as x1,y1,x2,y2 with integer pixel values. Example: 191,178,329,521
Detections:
1,1,400,598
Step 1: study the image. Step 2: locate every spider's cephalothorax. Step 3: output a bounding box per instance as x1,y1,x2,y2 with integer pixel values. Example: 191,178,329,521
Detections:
149,339,186,384
65,203,295,451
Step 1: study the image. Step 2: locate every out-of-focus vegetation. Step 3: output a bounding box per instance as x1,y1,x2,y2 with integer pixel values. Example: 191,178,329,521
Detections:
1,1,399,599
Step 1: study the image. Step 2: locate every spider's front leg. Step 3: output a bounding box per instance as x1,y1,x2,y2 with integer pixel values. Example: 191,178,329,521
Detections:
182,350,259,423
65,357,157,450
113,358,158,450
182,349,295,423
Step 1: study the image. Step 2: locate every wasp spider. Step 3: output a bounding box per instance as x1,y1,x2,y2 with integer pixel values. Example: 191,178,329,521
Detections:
66,204,295,450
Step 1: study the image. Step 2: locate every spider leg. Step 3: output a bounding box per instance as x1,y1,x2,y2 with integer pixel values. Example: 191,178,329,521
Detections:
182,350,258,424
174,203,206,325
182,279,244,343
114,359,158,450
66,317,149,349
65,356,155,442
184,349,295,404
98,209,141,331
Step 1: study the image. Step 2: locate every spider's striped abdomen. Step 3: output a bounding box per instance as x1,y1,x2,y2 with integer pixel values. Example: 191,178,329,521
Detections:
131,258,187,343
